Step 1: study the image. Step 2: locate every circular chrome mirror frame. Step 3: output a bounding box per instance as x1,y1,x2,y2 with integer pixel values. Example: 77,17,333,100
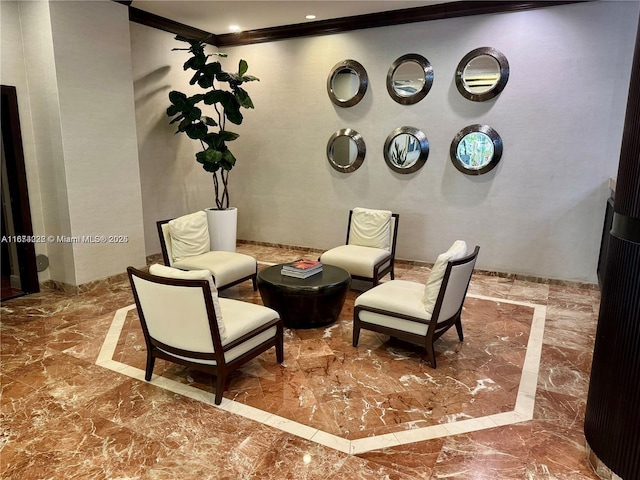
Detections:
455,47,509,102
327,128,366,173
386,53,434,105
327,60,368,108
383,126,429,174
450,124,503,175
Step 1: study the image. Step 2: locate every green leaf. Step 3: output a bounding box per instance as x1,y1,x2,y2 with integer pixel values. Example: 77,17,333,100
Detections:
203,90,226,105
196,148,223,165
234,88,254,109
184,106,202,122
216,72,232,83
203,131,236,149
219,91,243,124
219,130,239,141
197,75,214,89
166,104,181,117
204,62,222,76
189,71,202,85
238,59,248,77
169,115,184,125
197,148,223,173
168,90,187,105
225,107,243,125
184,53,206,71
201,116,218,127
175,35,204,46
177,117,191,131
202,162,218,173
169,114,185,125
240,74,260,82
220,150,236,170
204,133,223,149
185,121,208,140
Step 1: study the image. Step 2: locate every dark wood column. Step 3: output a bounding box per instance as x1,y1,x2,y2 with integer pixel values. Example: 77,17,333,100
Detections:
584,14,640,480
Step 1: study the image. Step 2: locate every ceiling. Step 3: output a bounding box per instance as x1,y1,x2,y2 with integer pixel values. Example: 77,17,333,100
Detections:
129,1,450,35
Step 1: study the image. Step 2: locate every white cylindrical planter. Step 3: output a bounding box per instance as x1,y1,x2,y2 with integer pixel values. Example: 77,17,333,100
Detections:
206,207,237,252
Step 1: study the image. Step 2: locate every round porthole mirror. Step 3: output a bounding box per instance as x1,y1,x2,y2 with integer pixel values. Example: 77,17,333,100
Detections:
327,129,366,173
450,124,503,175
383,126,429,174
455,47,509,102
327,60,368,107
387,53,433,105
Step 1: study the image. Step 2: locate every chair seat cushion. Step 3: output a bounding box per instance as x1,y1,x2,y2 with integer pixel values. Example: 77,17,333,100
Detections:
321,244,390,278
163,300,279,365
355,280,431,336
220,299,278,342
173,251,256,288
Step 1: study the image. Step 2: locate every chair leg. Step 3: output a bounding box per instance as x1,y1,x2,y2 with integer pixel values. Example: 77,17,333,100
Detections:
276,330,284,364
455,318,464,341
426,343,437,369
353,323,361,347
144,353,156,381
214,373,227,405
252,274,257,291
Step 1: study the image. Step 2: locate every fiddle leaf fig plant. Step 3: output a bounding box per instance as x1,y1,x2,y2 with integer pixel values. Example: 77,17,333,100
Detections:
167,35,259,210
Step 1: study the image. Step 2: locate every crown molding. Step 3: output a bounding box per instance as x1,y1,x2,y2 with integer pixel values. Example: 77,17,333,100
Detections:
128,6,218,46
124,1,587,47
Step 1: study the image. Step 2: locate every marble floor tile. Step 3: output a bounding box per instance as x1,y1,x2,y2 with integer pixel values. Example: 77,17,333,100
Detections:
0,244,601,479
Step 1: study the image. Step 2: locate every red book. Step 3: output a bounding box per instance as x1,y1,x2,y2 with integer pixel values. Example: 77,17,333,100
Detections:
282,259,322,272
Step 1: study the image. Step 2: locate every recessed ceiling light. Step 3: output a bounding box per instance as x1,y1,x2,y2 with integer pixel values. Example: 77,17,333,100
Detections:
229,25,241,32
305,14,316,20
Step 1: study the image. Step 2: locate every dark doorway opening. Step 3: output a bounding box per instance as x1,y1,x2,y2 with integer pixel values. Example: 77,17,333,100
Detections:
1,85,39,301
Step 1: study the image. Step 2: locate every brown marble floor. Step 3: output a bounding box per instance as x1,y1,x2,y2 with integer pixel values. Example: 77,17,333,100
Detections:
1,244,601,479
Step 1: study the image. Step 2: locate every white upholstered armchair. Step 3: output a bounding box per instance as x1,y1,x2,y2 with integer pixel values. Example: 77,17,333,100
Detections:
127,265,284,405
320,208,400,287
353,242,479,368
157,211,257,291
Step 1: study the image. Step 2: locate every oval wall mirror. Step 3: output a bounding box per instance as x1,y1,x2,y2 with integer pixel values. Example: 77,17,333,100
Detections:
327,128,366,173
387,53,434,105
455,47,509,102
383,126,429,174
450,124,503,175
327,60,368,107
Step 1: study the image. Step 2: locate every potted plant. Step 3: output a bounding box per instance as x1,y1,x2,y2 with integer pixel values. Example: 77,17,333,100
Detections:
166,35,259,250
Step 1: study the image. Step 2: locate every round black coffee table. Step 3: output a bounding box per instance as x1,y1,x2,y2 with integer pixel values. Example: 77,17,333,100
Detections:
257,264,351,329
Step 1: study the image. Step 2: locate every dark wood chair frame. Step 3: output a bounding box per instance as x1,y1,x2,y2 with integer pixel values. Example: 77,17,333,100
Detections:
127,266,284,405
156,219,257,292
353,246,479,368
340,210,400,287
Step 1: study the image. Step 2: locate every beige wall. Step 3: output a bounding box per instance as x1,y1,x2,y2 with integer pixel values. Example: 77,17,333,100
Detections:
1,0,146,286
132,1,639,283
2,1,638,284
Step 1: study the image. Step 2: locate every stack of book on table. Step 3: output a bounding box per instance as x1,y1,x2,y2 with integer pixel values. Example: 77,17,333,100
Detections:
281,259,323,279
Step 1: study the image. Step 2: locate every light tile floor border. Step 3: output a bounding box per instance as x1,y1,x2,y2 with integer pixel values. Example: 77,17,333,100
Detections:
96,293,546,455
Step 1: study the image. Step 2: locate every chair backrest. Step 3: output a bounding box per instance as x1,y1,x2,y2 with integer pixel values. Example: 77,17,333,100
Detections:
346,209,400,255
127,267,223,360
156,220,174,266
432,246,480,323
